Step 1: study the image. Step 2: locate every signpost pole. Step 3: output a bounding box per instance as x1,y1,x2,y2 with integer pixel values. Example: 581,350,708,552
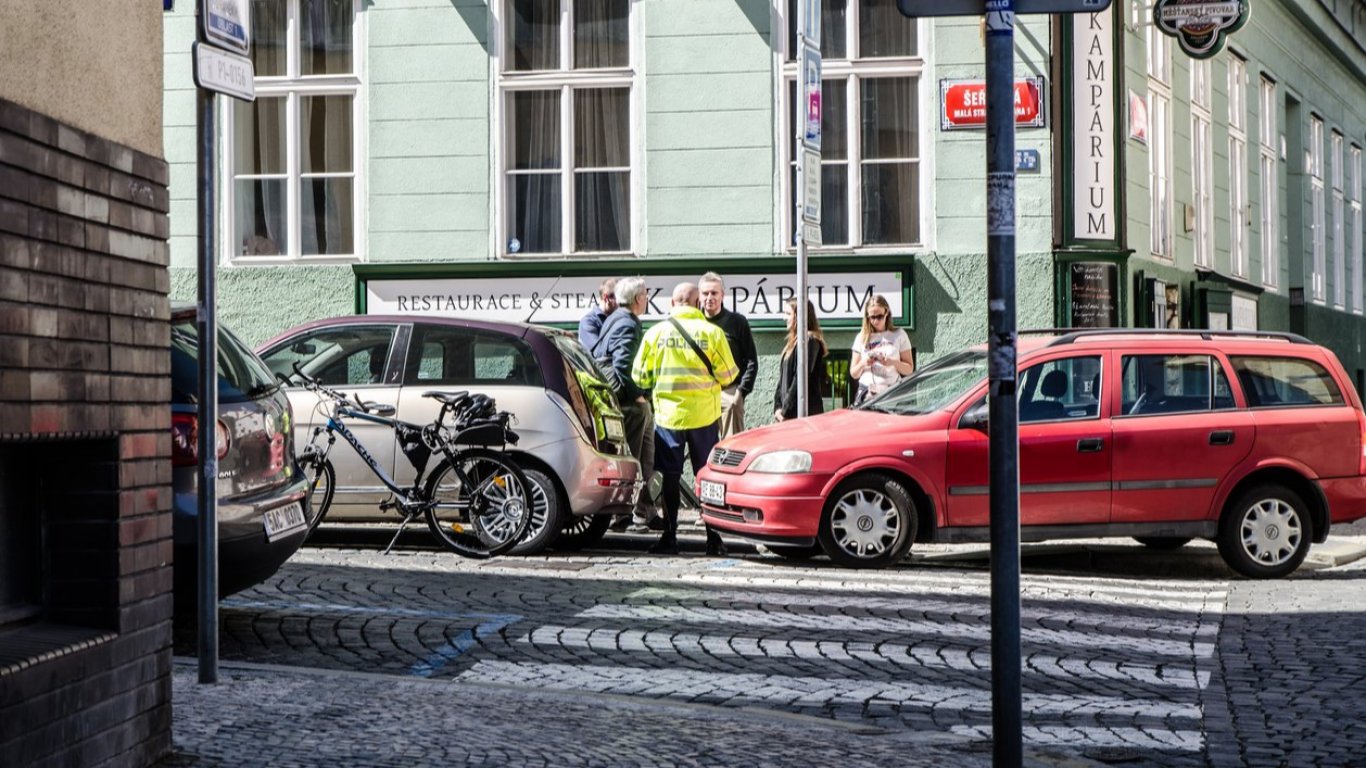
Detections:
195,82,219,686
194,0,253,686
795,0,821,418
984,1,1021,765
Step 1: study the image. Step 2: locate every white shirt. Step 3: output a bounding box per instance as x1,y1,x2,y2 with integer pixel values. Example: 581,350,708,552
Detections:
853,329,913,394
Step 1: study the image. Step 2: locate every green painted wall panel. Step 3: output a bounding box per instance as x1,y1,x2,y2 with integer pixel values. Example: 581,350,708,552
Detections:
370,194,487,232
648,225,771,257
649,147,769,188
370,44,482,85
644,0,771,39
647,109,770,151
371,82,486,121
647,72,771,114
371,118,488,159
372,156,487,195
646,34,769,74
368,6,486,47
647,186,771,226
169,266,357,348
369,230,484,262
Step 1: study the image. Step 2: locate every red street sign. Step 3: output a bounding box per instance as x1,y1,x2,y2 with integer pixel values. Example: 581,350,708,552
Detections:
939,77,1045,130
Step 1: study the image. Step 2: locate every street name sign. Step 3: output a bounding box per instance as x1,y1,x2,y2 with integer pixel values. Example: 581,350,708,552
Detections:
202,0,251,53
940,77,1045,130
193,42,255,102
898,0,1110,14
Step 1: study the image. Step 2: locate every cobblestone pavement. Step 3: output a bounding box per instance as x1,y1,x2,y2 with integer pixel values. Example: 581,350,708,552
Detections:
168,522,1366,767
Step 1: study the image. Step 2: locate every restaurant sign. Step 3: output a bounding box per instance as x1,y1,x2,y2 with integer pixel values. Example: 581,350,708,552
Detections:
1153,0,1249,59
364,271,909,327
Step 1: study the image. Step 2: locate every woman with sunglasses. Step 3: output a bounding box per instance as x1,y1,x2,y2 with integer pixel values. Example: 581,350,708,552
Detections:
849,294,914,405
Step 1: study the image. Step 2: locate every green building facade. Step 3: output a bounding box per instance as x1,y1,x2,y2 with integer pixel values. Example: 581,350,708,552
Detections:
162,0,1366,424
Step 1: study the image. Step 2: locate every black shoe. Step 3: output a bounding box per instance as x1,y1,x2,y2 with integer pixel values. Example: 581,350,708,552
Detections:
705,533,728,558
608,515,631,532
647,516,665,531
647,537,679,555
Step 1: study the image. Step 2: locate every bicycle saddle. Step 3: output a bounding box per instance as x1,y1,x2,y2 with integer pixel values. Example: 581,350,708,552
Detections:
423,391,470,405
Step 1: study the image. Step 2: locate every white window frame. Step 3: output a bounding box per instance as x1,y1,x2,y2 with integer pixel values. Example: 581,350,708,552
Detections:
493,1,640,258
1228,55,1248,278
777,2,928,253
1259,75,1278,289
1191,59,1213,269
1147,22,1173,260
1352,145,1363,314
227,0,366,265
1332,131,1345,308
1310,116,1326,303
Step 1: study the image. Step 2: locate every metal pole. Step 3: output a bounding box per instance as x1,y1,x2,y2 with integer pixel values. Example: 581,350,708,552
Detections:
196,85,219,685
984,1,1021,765
795,0,809,419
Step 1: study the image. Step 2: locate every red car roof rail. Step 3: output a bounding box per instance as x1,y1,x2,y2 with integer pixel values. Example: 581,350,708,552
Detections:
1020,328,1314,346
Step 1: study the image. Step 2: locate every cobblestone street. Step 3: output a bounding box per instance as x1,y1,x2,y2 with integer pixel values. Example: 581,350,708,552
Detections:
166,524,1366,767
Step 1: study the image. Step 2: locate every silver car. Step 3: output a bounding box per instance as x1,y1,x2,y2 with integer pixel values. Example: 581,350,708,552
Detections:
171,307,311,606
256,316,641,554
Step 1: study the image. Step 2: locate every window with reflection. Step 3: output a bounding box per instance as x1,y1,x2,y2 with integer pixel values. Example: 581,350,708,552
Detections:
501,0,633,256
782,0,922,249
233,0,358,261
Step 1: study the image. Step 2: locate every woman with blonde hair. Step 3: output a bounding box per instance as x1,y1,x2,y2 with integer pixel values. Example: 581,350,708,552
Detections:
849,294,913,405
773,298,827,421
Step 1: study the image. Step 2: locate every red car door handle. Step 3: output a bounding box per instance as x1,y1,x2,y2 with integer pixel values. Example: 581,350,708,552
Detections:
1209,430,1235,446
1077,437,1104,453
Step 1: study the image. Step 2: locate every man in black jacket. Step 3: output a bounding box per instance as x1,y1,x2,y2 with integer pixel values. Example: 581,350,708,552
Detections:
592,276,656,532
699,271,757,438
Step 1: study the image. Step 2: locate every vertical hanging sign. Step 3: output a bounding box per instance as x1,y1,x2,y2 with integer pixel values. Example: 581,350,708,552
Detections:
797,0,823,246
1072,8,1114,240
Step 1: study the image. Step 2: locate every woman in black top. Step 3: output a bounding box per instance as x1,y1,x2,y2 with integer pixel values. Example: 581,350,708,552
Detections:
773,298,827,421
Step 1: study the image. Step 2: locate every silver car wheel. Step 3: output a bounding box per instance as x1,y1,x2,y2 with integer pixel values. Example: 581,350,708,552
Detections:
1239,497,1303,566
829,487,901,559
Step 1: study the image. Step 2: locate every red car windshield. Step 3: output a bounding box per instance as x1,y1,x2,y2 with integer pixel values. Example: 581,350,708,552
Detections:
858,350,988,415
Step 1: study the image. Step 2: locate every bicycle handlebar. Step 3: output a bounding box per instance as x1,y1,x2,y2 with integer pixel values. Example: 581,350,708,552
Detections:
292,362,371,414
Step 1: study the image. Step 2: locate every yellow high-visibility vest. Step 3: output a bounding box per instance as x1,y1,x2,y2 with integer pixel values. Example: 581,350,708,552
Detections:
632,306,739,430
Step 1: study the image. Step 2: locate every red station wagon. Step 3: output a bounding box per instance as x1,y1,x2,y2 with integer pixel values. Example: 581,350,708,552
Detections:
697,330,1366,578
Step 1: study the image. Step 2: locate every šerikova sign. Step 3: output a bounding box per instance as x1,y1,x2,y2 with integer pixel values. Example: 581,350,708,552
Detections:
1152,0,1249,59
365,271,908,327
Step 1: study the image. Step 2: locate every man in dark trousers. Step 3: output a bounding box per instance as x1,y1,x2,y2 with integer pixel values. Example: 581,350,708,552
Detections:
632,282,738,556
698,271,757,438
591,277,656,533
578,277,617,352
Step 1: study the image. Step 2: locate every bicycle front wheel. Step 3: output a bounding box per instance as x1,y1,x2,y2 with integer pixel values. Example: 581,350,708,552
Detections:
424,450,533,558
302,454,335,535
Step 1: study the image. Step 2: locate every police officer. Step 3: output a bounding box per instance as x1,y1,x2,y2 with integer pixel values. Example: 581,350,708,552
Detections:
632,282,739,555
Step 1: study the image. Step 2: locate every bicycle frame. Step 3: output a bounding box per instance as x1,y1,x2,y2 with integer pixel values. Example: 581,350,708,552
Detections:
313,405,424,510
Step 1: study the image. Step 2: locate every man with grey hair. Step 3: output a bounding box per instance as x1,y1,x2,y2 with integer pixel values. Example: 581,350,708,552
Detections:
699,271,757,437
591,277,657,532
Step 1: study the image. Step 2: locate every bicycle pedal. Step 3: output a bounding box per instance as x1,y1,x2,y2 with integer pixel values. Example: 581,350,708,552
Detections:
379,500,396,511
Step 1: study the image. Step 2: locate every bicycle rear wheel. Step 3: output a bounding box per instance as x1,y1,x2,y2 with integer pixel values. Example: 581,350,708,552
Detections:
424,449,533,558
302,453,335,535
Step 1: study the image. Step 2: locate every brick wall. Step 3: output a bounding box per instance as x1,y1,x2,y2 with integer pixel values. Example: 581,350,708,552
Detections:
0,96,172,767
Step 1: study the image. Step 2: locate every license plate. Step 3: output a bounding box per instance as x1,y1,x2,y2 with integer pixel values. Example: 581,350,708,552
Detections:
603,416,625,441
699,480,726,506
263,501,306,541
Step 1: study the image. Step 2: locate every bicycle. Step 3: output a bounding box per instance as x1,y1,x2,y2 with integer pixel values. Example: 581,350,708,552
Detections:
290,366,533,559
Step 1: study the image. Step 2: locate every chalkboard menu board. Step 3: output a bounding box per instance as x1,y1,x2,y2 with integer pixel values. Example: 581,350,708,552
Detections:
1069,262,1119,328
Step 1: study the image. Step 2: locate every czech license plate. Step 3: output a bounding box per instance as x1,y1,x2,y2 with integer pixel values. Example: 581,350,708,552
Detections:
603,416,625,441
699,480,726,506
263,501,306,541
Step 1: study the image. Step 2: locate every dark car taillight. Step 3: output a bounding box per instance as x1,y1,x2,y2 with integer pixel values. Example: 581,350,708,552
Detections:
171,413,230,467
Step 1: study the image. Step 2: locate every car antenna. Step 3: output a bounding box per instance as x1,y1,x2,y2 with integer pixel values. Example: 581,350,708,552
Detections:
524,273,563,324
